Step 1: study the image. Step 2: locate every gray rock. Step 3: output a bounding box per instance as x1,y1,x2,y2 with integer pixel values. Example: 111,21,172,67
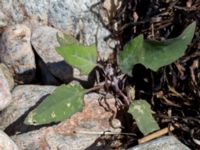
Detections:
96,25,115,60
0,0,48,25
12,128,99,150
48,0,99,36
11,128,47,150
0,24,36,83
45,132,99,150
0,11,8,27
0,0,114,60
12,129,101,150
31,26,73,83
10,0,25,23
0,85,56,130
48,0,113,59
0,66,12,111
24,0,49,24
0,63,14,90
0,130,19,150
128,136,190,150
0,0,12,25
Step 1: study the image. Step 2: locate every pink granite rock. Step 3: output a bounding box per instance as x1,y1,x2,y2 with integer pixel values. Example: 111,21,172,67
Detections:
0,66,12,111
0,24,36,83
12,93,121,150
0,130,19,150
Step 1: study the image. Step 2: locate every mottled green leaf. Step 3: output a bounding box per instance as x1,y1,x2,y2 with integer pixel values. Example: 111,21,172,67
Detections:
118,22,196,75
128,100,160,135
24,84,85,125
56,43,97,75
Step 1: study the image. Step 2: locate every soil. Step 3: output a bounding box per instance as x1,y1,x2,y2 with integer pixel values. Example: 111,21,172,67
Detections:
91,0,200,149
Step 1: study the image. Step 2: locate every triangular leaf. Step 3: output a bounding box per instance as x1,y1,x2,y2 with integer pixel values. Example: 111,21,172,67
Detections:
128,100,160,135
24,84,85,125
118,22,196,75
56,43,97,75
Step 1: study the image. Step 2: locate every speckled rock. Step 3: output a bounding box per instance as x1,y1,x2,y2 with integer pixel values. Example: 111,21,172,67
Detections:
128,136,190,150
0,0,114,60
0,85,56,131
48,0,99,37
23,0,49,25
31,26,73,83
0,24,36,83
0,66,12,111
0,10,8,27
44,131,100,150
11,94,121,150
11,128,47,150
0,130,19,150
48,0,113,59
0,0,48,25
0,63,14,90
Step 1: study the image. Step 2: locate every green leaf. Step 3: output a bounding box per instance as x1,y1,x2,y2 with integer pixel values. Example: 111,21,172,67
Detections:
24,84,85,125
56,43,97,75
118,34,144,76
56,33,79,46
118,22,196,75
128,100,160,135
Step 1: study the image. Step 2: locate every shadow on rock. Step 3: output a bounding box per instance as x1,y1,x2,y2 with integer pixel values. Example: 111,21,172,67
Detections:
4,94,58,136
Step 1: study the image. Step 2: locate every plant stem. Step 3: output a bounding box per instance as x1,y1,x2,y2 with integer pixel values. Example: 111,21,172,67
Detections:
84,82,105,94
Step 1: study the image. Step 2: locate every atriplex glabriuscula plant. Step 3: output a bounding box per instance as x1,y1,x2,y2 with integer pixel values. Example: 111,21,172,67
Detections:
25,22,196,135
